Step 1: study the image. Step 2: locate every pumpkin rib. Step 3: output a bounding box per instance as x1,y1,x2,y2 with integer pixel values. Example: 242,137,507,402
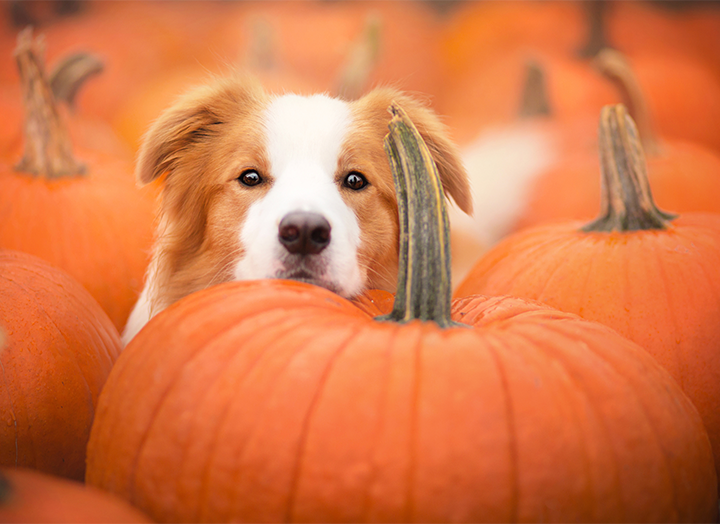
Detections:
283,321,367,522
407,323,431,521
516,324,625,517
132,308,337,518
359,323,400,522
480,330,519,522
193,310,342,522
651,235,686,390
0,361,18,468
163,312,312,520
235,315,362,521
3,271,97,402
546,322,684,519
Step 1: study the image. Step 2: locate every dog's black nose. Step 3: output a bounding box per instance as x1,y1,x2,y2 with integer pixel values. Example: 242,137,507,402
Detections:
278,211,331,255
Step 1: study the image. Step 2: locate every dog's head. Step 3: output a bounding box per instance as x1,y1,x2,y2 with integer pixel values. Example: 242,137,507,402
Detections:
138,74,471,311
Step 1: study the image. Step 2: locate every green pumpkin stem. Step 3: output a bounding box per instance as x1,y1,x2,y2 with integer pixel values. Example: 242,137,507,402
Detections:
380,103,459,328
582,104,676,233
14,27,84,179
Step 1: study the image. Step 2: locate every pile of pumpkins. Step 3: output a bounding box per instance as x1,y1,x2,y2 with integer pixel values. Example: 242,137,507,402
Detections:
0,1,719,522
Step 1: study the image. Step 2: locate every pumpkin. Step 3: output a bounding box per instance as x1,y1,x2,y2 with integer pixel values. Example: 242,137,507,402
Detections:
0,467,151,523
456,103,720,489
0,29,155,331
0,249,122,480
86,103,717,523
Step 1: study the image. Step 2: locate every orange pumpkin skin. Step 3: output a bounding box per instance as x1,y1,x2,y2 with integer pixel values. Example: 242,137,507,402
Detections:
0,145,156,331
513,139,720,231
0,467,150,523
455,213,720,484
0,31,156,332
86,279,717,523
0,250,122,481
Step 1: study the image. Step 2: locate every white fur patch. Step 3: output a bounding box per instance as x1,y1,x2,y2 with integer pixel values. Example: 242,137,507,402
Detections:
233,94,365,297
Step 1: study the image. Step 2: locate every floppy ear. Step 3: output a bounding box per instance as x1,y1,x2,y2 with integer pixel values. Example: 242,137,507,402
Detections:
356,88,473,215
136,74,267,185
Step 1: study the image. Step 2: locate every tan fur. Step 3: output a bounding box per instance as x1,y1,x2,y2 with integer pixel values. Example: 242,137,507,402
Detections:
136,74,470,313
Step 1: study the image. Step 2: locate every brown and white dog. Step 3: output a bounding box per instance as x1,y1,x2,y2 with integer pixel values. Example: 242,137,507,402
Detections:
122,74,472,344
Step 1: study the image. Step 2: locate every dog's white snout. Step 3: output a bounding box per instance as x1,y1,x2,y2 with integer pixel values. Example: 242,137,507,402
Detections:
278,211,331,255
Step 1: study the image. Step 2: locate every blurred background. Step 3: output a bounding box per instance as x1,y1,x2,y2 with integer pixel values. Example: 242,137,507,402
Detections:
2,0,720,282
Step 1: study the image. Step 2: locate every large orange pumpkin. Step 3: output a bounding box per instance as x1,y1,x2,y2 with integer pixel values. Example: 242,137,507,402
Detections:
0,249,122,481
86,104,717,523
0,467,151,523
456,103,720,488
0,30,155,331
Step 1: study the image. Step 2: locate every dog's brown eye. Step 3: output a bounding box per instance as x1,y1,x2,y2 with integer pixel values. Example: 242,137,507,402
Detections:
239,170,262,187
343,171,368,191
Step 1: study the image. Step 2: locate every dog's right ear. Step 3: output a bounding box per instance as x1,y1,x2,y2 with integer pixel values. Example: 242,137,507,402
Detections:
136,74,266,185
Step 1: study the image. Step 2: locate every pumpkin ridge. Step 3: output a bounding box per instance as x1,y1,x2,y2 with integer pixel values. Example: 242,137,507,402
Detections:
5,270,99,404
158,309,317,520
194,309,345,522
403,322,424,522
543,322,684,520
527,235,584,303
282,321,366,522
480,330,519,522
135,307,337,520
516,324,621,519
0,361,18,468
650,241,685,391
359,322,402,522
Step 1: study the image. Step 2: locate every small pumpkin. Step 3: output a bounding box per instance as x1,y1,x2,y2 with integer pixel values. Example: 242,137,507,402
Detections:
0,30,155,331
86,103,717,523
0,249,121,480
0,467,150,523
456,103,720,489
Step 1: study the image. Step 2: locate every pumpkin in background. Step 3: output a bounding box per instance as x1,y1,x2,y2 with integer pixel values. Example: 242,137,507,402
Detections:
0,30,155,331
86,104,717,523
0,249,122,481
209,1,444,99
0,467,151,523
510,49,720,232
456,103,720,488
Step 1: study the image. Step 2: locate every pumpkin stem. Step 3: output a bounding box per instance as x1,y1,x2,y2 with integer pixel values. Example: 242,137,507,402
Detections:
335,13,382,100
518,60,551,119
380,103,460,328
582,104,676,233
14,27,85,179
593,47,661,156
577,0,609,58
48,52,103,110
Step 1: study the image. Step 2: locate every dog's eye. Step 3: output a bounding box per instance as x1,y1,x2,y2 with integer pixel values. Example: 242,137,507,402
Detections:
343,171,368,191
239,170,262,187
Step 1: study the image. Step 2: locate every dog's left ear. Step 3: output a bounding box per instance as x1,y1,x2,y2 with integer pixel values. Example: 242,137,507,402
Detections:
357,88,473,215
136,74,266,186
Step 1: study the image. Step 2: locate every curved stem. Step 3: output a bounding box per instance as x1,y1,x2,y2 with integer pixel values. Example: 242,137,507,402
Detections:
49,52,103,109
582,104,676,233
577,0,609,58
380,103,459,328
14,28,84,179
594,47,661,156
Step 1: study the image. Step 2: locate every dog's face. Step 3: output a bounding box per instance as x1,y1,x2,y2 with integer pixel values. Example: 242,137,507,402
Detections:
137,74,471,313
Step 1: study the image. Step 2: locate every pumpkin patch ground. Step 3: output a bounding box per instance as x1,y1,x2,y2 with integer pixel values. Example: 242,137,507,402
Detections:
0,1,719,522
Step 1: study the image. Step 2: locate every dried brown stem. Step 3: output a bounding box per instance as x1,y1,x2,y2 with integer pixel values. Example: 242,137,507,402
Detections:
14,28,84,179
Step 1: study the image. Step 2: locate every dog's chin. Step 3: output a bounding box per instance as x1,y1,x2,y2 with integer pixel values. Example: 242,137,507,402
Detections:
274,268,340,295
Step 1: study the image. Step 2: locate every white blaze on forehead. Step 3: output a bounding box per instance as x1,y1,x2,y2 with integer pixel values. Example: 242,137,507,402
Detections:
234,93,366,297
264,94,351,175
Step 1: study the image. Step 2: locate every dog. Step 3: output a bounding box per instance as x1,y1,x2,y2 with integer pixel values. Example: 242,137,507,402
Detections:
122,73,472,344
